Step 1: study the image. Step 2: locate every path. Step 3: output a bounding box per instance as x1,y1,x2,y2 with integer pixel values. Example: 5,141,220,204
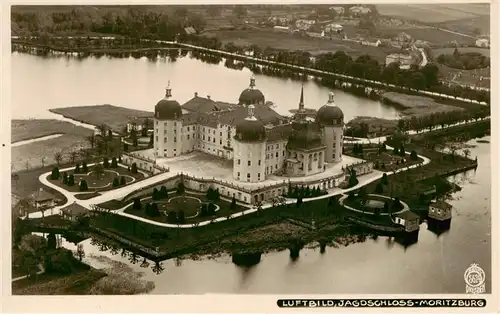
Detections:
11,263,45,282
29,139,430,227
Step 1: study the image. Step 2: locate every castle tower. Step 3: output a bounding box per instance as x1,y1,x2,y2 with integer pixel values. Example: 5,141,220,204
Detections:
315,92,344,163
154,82,183,158
233,104,267,183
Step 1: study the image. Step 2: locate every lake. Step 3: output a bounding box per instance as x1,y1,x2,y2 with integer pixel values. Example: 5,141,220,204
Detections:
55,137,491,294
11,52,400,121
12,52,490,294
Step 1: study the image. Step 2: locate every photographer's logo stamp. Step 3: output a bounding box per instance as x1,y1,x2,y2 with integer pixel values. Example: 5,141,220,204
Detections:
464,263,486,294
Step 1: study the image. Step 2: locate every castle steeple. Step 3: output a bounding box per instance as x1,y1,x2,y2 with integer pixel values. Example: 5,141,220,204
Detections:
298,84,305,111
327,92,335,106
249,76,256,89
294,84,307,123
165,81,172,99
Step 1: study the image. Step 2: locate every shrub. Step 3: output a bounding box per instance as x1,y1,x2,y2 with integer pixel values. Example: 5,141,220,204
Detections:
296,196,303,208
177,182,185,194
177,210,185,224
132,198,141,210
79,180,88,191
160,186,168,199
112,177,120,187
50,167,60,180
103,157,109,168
68,174,75,186
62,172,68,185
120,176,126,186
74,164,80,174
111,157,118,168
152,188,159,201
381,173,388,185
410,150,418,160
131,163,138,174
82,161,88,172
230,196,237,211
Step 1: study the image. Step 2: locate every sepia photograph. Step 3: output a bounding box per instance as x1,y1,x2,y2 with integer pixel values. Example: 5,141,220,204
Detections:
4,1,495,308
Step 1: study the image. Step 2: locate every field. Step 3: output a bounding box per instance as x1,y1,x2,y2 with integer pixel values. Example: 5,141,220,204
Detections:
11,119,92,143
376,4,489,23
49,105,153,134
209,29,397,61
432,47,490,57
376,26,476,46
12,135,90,173
437,63,490,89
380,92,463,117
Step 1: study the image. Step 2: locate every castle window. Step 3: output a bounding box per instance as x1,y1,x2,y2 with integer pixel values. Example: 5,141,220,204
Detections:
208,136,211,141
258,173,261,179
237,172,240,177
283,151,285,156
187,135,190,140
247,173,250,178
174,122,176,126
238,159,241,165
275,152,278,158
220,132,222,137
258,160,261,165
275,144,279,149
248,161,251,166
156,136,158,142
203,135,205,140
164,129,167,135
220,140,222,145
213,138,215,143
187,127,190,131
163,137,166,143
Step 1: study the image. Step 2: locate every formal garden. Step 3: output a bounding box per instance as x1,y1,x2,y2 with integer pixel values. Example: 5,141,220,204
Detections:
47,157,145,193
344,142,425,172
122,183,245,225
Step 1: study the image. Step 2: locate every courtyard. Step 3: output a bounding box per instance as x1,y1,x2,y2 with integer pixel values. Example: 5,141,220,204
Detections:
138,149,367,190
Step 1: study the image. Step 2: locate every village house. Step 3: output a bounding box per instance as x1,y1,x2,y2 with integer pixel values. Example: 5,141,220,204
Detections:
295,19,316,31
348,6,372,16
60,202,89,222
394,211,420,233
127,117,154,133
361,39,381,47
328,6,345,15
385,53,415,70
268,16,289,26
30,188,56,211
475,38,490,48
324,23,343,33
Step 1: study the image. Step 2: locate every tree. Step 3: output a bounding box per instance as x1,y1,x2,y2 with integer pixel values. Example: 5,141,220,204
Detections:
62,172,68,185
463,148,471,159
381,173,388,185
68,174,75,186
103,157,110,168
94,163,105,179
112,177,120,187
54,151,63,166
75,163,81,173
47,233,57,250
50,167,60,180
120,176,126,186
152,188,159,201
160,186,168,199
111,157,118,168
133,198,141,210
79,179,88,191
230,196,237,211
76,243,85,261
86,135,96,149
177,210,185,223
131,163,138,174
177,182,185,194
410,150,418,160
70,151,78,164
82,161,88,172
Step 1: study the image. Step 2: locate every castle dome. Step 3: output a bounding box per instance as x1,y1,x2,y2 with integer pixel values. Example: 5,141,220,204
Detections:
234,105,266,142
155,82,182,120
316,92,344,126
238,76,265,106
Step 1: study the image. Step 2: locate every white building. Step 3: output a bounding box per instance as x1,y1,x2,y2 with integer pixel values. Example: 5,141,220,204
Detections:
295,19,316,30
329,6,345,15
153,77,345,183
428,200,452,221
324,23,343,33
385,53,415,70
475,38,490,48
349,6,372,16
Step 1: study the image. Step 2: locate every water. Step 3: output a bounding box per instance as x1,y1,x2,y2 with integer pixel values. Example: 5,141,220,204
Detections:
11,52,400,121
14,53,490,294
52,137,490,294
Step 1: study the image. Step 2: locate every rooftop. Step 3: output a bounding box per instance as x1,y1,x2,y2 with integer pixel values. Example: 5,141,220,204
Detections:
31,189,54,202
395,210,420,220
430,200,452,210
61,202,89,217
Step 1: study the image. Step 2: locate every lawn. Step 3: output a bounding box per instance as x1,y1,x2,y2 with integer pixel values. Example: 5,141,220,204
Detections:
342,194,396,215
11,164,69,206
12,134,90,173
48,164,144,193
11,119,92,143
49,105,154,134
437,63,490,89
376,4,488,23
209,29,397,62
380,92,463,116
377,26,476,46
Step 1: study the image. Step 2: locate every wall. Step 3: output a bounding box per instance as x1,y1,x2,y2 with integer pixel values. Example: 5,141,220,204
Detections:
121,152,169,175
233,140,266,182
429,205,452,221
154,118,182,158
264,140,287,175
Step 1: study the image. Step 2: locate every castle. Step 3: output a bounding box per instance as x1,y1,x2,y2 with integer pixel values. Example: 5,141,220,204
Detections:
153,77,345,183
